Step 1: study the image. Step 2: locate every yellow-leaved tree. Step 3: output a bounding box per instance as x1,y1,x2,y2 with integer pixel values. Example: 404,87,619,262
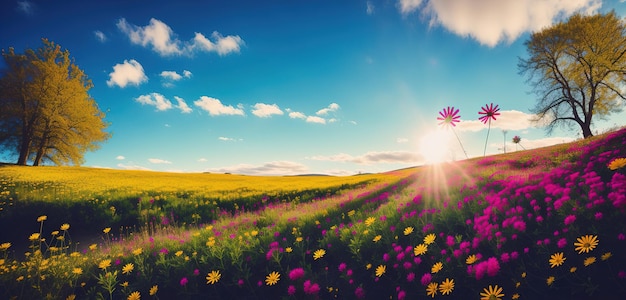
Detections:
0,39,109,165
519,12,626,138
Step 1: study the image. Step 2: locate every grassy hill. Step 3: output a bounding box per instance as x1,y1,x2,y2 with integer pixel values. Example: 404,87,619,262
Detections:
0,128,625,299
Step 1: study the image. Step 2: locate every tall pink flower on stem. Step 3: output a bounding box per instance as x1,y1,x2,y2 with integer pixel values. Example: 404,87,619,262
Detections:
437,106,468,158
478,103,500,156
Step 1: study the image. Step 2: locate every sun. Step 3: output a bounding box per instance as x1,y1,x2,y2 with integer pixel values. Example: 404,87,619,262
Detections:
418,130,452,164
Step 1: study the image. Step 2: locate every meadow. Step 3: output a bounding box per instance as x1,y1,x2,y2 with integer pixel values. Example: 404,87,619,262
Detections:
1,128,625,299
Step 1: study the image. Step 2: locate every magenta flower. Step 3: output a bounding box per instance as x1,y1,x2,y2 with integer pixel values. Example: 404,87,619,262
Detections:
437,106,461,128
289,268,305,281
478,103,500,124
478,103,501,156
564,215,577,226
288,285,296,296
437,106,468,158
180,277,188,286
355,286,366,299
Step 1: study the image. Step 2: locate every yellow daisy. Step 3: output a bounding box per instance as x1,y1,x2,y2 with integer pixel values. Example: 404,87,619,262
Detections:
583,256,596,267
313,249,326,260
60,223,70,231
403,227,414,235
127,291,140,300
413,244,428,256
375,264,386,277
72,268,83,275
573,235,599,254
480,285,504,300
98,259,111,270
37,215,47,222
439,278,454,295
206,270,221,284
103,227,111,234
265,271,280,286
424,233,436,245
601,252,612,261
608,158,626,170
466,254,478,265
364,217,375,226
426,282,438,298
149,285,158,296
29,233,41,242
549,252,566,268
132,248,143,256
373,235,382,243
431,262,443,274
122,263,134,275
547,276,555,286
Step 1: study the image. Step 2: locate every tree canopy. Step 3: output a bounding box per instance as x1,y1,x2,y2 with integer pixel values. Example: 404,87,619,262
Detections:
519,11,626,138
0,39,109,166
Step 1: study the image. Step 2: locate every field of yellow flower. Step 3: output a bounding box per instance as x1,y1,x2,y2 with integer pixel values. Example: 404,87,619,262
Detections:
1,128,626,299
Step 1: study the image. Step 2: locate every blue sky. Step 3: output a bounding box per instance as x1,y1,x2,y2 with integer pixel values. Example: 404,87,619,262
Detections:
2,0,625,175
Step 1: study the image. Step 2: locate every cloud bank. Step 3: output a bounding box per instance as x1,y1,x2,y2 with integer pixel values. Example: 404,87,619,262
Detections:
117,18,244,56
398,0,601,47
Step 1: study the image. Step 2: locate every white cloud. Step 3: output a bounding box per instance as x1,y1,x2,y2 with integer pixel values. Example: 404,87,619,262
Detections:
117,18,183,55
94,30,106,42
117,18,244,56
252,103,284,118
198,158,208,162
397,138,409,143
107,59,148,88
16,1,33,14
116,155,125,160
456,110,540,132
192,31,244,56
194,96,244,116
398,0,601,47
288,111,306,119
308,151,419,165
173,96,192,113
218,136,242,141
366,1,375,15
316,103,340,116
117,163,151,171
398,0,423,14
160,71,183,81
183,70,192,78
135,93,173,111
148,158,172,164
306,116,326,124
206,161,308,175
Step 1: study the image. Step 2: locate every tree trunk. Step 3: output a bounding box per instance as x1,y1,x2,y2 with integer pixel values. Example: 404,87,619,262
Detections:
581,123,593,138
17,133,31,165
32,131,48,166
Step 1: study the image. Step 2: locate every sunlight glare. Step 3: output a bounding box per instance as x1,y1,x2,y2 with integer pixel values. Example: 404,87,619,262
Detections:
418,130,452,165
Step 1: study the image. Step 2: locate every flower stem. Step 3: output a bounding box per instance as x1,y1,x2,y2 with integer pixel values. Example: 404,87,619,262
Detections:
483,119,491,157
452,128,468,159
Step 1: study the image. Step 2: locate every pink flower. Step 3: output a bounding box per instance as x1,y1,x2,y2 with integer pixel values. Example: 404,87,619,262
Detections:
355,287,366,299
289,268,305,281
594,212,603,220
407,272,415,282
478,103,500,124
180,277,188,286
557,238,567,248
619,233,626,241
338,263,347,272
437,106,461,128
486,257,500,277
303,280,320,295
420,273,432,286
288,285,296,295
398,290,406,300
564,215,576,226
